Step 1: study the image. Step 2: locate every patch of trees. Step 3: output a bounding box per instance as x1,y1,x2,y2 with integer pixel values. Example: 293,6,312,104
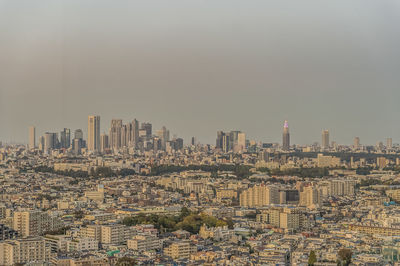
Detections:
122,207,231,234
269,167,328,178
149,164,252,179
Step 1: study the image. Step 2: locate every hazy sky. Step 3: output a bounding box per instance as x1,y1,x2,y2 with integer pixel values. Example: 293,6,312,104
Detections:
1,0,400,145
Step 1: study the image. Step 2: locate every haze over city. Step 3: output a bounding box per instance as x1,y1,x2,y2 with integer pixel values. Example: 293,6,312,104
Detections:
2,0,400,145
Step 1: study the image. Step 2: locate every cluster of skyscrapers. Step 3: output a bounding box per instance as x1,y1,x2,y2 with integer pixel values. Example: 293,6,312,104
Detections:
216,131,246,153
28,116,184,155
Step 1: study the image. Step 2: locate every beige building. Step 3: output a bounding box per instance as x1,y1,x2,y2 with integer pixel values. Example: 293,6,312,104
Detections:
164,240,197,259
240,184,279,207
13,210,63,237
85,184,105,202
216,189,237,201
299,186,321,208
88,115,100,152
0,237,52,265
100,224,135,244
78,225,102,242
127,235,161,251
257,207,302,230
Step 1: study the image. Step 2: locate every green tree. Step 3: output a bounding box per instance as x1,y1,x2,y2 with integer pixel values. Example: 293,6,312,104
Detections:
308,250,317,265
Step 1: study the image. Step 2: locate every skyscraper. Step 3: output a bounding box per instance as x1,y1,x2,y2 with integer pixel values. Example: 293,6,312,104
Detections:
60,128,71,149
74,129,83,140
100,133,109,153
282,120,290,151
322,130,329,149
354,137,360,149
131,119,139,147
387,138,393,149
109,119,123,151
237,132,246,152
141,123,152,138
44,132,58,154
28,126,36,150
88,115,100,152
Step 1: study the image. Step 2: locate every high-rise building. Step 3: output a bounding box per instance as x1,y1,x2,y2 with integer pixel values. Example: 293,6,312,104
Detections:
282,120,290,150
74,129,83,140
216,131,224,150
354,137,360,149
100,133,109,153
109,119,123,151
60,128,71,149
44,132,58,153
322,130,329,149
28,126,36,150
387,138,393,149
130,119,139,147
237,132,246,152
157,126,170,150
141,123,152,138
88,115,100,152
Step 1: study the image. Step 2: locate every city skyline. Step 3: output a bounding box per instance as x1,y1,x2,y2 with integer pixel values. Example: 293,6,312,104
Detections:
2,1,400,144
18,117,398,147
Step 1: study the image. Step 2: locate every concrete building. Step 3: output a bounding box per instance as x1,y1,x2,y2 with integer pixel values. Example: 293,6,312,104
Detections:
240,184,280,207
13,210,63,237
0,237,52,266
88,115,100,152
164,240,196,259
127,235,161,252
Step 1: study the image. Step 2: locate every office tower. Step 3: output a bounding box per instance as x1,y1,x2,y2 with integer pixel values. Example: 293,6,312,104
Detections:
229,131,240,151
100,133,109,153
60,128,71,149
239,185,280,207
216,131,224,149
237,132,246,152
282,120,290,150
141,122,152,138
175,138,184,150
28,126,36,149
44,132,58,153
74,129,83,140
354,137,360,148
109,119,123,150
387,138,393,149
88,115,100,152
121,124,128,147
157,126,169,150
322,130,329,149
72,138,82,155
222,134,230,153
191,137,196,146
130,119,139,146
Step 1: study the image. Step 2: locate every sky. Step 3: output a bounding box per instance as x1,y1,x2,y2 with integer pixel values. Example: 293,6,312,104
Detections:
1,0,400,145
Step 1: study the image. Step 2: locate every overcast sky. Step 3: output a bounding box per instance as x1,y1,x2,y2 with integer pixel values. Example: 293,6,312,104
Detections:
1,0,400,145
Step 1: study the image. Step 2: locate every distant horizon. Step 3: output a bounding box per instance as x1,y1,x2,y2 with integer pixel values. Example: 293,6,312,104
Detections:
2,1,400,145
0,117,396,147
